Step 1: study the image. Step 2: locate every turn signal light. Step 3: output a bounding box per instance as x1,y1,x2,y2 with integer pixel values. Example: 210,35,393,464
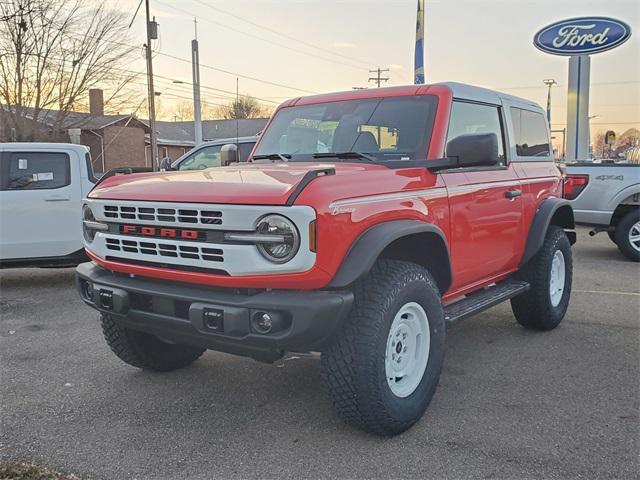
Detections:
563,174,589,200
309,220,317,252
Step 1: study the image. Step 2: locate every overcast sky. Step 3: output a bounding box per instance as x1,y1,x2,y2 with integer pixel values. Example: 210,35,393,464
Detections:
116,0,639,137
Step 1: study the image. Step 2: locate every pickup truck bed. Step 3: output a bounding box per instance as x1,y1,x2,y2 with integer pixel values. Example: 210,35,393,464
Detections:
566,162,639,261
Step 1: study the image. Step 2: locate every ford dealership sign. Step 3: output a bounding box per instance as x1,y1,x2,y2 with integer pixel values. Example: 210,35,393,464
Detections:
534,17,631,55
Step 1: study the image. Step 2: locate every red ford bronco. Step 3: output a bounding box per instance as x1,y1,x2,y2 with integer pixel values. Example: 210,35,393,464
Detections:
77,83,575,436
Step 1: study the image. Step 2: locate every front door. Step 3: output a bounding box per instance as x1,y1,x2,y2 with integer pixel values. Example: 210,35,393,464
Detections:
443,101,524,292
0,149,82,260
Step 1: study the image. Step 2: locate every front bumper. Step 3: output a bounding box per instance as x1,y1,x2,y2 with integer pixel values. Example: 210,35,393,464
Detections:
76,262,353,362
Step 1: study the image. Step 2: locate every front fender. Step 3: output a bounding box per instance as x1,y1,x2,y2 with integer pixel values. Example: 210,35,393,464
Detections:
328,220,452,291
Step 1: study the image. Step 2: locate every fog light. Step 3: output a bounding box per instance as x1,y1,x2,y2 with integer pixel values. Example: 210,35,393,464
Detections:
81,280,94,301
252,311,273,334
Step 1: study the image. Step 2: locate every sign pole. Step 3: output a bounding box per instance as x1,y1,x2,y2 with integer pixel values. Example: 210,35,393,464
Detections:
565,55,591,162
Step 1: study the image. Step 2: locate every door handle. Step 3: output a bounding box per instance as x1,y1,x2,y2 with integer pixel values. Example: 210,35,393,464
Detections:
45,196,70,202
505,189,522,199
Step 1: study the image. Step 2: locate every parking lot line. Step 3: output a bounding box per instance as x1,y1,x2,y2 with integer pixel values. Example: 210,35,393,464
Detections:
574,289,640,296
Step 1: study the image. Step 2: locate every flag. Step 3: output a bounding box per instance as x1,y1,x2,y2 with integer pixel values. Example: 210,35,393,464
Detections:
414,0,425,84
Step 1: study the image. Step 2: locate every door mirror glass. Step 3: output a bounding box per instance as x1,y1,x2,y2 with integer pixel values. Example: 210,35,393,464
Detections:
446,133,499,168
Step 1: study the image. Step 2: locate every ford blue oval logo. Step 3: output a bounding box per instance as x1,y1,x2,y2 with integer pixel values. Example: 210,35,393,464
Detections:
534,17,632,55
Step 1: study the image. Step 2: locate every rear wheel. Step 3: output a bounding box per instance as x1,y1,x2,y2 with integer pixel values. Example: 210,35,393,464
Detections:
614,210,640,262
511,226,572,330
101,314,205,371
321,260,445,436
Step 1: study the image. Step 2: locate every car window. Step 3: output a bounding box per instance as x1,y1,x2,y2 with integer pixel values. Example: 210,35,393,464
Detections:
238,142,255,162
178,145,223,170
1,152,70,190
510,107,551,157
445,101,506,166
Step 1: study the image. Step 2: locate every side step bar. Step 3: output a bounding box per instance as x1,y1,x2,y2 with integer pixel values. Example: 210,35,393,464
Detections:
443,279,530,323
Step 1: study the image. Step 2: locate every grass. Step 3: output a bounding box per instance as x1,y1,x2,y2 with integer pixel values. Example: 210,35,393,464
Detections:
0,461,80,480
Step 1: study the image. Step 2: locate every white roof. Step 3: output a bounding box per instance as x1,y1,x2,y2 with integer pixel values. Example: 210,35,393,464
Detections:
436,82,542,110
0,142,90,152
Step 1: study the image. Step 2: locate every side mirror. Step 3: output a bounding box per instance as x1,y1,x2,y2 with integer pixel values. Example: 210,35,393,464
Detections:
220,144,239,166
446,133,499,168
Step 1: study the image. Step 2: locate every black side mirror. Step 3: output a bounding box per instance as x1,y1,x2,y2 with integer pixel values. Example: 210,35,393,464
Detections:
446,133,499,168
220,144,239,166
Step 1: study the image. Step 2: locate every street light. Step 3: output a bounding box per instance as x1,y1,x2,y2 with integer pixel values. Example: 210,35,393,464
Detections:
543,79,557,127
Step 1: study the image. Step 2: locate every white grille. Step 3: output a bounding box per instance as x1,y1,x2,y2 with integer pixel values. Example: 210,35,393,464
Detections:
104,236,224,263
85,199,317,276
103,205,222,225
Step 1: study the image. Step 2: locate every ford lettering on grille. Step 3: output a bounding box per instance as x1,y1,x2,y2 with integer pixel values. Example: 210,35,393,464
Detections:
120,224,206,241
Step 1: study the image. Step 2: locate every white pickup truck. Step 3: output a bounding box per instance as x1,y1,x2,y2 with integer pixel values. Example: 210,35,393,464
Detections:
566,161,640,261
0,143,96,268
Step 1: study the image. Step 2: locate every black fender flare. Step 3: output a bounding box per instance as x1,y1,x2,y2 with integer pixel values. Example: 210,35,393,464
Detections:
328,220,452,291
521,198,576,266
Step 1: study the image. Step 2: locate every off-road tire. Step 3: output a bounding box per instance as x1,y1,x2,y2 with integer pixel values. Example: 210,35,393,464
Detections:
511,226,572,330
614,210,640,262
321,260,445,436
101,314,205,371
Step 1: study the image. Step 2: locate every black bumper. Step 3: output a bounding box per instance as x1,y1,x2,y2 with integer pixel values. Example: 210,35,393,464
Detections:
76,262,353,362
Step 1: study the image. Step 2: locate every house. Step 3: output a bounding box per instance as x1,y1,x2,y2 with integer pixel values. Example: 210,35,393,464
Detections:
1,89,269,173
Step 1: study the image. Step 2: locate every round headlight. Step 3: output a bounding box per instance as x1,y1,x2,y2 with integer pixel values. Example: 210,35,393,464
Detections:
255,214,300,263
83,205,96,242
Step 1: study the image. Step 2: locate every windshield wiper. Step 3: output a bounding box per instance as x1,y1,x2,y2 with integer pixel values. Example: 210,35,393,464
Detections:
252,153,291,162
312,151,377,162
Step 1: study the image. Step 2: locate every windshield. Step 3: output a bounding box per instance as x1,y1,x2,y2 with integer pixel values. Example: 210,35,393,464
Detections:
253,95,437,162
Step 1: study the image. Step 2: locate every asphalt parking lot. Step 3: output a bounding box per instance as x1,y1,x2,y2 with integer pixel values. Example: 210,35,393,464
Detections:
1,227,638,479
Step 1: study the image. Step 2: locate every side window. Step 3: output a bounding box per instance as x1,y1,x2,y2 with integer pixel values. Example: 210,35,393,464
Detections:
238,142,255,162
1,152,70,190
445,101,506,166
178,145,223,170
510,107,551,157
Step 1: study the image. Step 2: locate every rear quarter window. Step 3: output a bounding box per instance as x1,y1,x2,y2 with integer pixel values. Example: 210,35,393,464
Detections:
510,107,551,158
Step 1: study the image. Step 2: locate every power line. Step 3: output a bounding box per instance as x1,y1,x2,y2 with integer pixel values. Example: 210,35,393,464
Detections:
61,27,318,95
192,0,375,68
155,0,369,72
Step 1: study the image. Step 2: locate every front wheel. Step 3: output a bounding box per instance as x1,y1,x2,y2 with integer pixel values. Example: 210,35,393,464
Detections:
321,260,445,436
511,226,573,330
614,210,640,262
101,314,206,371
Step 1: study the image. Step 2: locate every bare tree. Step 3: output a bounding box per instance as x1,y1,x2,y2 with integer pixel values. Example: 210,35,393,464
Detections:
216,95,270,120
169,99,220,121
0,0,139,141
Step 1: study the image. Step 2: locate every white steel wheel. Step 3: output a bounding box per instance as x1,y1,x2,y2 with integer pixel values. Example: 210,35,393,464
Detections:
628,221,640,253
385,302,430,398
549,250,566,307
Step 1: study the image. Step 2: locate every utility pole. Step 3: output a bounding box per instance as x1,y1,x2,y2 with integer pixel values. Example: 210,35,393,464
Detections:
543,78,557,128
144,0,159,170
192,18,203,145
369,68,390,88
368,68,389,146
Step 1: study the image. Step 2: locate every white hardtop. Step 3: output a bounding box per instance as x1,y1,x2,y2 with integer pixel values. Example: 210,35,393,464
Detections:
436,82,543,112
0,142,90,154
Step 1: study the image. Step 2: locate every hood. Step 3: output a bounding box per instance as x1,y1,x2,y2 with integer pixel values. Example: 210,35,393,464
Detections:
88,162,389,205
